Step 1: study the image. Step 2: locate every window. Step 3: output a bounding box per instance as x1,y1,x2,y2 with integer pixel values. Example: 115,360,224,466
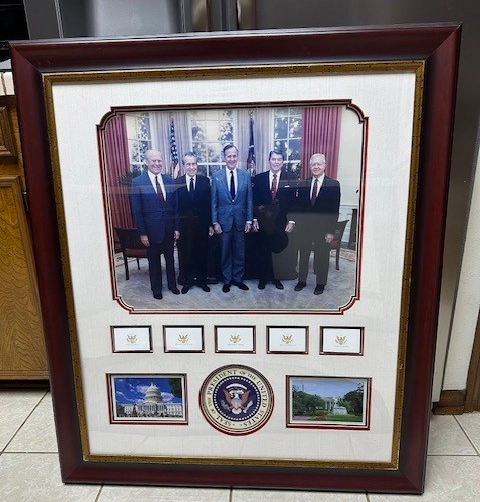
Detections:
190,109,235,178
273,108,302,179
125,113,153,176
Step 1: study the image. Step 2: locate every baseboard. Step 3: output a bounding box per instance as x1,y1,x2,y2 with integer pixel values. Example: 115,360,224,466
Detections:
0,379,50,390
432,389,466,415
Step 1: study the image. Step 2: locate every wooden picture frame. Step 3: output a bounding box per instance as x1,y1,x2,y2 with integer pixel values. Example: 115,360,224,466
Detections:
9,24,460,493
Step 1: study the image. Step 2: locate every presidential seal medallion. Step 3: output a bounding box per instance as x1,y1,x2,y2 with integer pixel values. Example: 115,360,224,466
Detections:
199,365,274,435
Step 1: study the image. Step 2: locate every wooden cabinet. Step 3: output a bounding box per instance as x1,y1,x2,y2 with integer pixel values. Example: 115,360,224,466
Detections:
0,96,48,381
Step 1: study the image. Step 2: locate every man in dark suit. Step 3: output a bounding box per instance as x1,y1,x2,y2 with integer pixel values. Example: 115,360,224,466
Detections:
211,144,253,292
252,150,295,290
130,149,180,300
174,152,213,294
293,153,341,295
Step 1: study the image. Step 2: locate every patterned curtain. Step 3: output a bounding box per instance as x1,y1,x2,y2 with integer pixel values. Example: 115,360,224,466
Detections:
301,106,342,179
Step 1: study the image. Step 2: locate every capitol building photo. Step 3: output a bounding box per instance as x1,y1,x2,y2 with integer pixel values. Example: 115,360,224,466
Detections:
117,381,184,419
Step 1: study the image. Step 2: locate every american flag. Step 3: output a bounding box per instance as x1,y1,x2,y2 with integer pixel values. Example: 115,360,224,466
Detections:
169,117,179,178
246,116,256,176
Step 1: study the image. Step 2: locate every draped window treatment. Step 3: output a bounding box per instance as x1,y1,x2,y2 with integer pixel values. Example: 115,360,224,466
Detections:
103,107,343,229
234,108,273,173
301,106,342,179
235,108,250,169
253,108,275,174
151,111,191,176
103,113,134,229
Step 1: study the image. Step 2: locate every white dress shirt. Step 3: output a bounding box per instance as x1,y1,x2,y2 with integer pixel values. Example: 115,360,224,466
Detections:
310,173,325,199
147,170,166,199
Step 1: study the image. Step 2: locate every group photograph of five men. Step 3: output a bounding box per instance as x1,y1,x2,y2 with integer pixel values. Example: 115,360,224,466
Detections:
105,105,362,311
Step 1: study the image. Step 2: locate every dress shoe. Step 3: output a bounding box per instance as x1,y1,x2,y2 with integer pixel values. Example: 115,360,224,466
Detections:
273,280,284,290
294,282,306,291
233,281,249,291
153,292,163,300
314,284,325,295
222,284,231,293
169,287,180,295
199,284,211,292
181,285,189,294
258,281,266,290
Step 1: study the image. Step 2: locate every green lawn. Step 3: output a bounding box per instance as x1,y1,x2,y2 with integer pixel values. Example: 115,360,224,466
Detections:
306,414,363,422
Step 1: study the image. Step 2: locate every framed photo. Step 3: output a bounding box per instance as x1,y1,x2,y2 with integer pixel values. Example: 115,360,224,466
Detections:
267,326,309,354
215,326,256,353
101,100,361,314
111,325,152,353
163,326,204,352
10,24,460,493
287,376,371,429
107,374,187,424
320,327,364,355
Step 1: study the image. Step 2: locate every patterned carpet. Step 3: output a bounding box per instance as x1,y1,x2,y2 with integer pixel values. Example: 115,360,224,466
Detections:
114,246,358,313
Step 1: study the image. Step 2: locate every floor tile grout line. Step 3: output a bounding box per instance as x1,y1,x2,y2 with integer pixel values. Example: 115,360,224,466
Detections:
94,484,104,502
454,415,480,455
427,453,479,457
1,390,48,453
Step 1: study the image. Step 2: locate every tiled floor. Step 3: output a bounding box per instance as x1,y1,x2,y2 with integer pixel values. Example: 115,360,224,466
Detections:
1,390,480,501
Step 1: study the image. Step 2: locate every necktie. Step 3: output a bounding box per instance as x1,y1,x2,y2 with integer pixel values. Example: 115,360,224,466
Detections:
189,177,194,197
311,178,318,206
271,173,278,200
229,170,235,199
155,175,165,205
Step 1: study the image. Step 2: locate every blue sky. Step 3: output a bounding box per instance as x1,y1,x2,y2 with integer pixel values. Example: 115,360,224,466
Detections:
113,377,183,405
290,377,365,399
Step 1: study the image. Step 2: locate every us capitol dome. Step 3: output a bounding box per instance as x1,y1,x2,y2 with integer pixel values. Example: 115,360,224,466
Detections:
121,382,183,418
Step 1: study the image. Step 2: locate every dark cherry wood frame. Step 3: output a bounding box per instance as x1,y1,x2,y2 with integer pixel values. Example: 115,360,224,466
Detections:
9,24,460,493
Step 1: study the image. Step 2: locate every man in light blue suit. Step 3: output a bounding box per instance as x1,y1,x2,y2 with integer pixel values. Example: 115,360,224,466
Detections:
211,144,253,292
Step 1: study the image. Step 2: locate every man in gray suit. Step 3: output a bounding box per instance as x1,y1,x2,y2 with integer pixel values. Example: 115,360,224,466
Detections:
211,144,253,292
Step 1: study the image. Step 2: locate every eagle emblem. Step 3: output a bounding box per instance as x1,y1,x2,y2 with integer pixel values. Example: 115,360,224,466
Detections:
222,384,253,415
199,365,274,435
126,334,138,344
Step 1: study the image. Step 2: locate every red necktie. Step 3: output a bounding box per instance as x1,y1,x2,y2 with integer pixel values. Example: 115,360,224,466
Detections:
155,175,165,205
311,178,318,206
271,173,277,200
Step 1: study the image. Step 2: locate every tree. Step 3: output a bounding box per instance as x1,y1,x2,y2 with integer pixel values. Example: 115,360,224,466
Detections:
292,386,325,416
342,384,364,416
168,378,183,399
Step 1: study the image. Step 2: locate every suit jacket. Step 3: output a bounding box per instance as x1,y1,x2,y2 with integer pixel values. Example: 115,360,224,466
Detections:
293,175,340,235
130,172,177,244
211,168,253,232
174,174,212,231
252,170,295,230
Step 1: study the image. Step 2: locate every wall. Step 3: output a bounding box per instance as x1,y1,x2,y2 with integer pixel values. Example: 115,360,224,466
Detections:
443,140,480,390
